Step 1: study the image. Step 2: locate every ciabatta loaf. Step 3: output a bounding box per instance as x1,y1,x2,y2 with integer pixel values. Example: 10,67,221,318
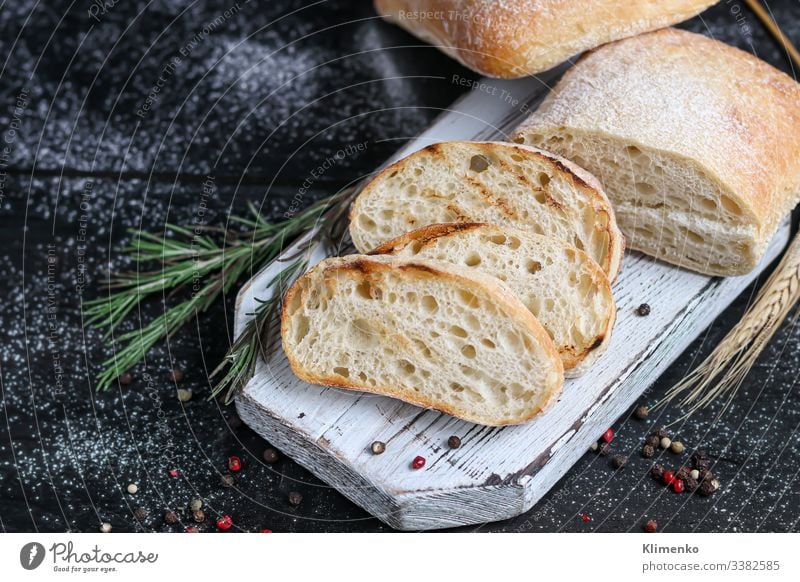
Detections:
374,0,717,78
281,255,564,426
513,29,800,276
349,141,624,280
371,223,615,375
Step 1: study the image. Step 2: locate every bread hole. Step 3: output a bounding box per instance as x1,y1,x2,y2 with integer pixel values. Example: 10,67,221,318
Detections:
537,172,551,188
464,252,481,267
719,195,743,216
464,314,480,330
421,294,438,313
413,167,422,176
380,209,394,220
685,229,704,244
387,292,398,304
635,182,656,196
409,241,423,254
488,234,507,245
404,291,418,303
293,314,310,344
469,154,491,173
412,339,433,359
461,344,477,359
449,325,468,338
509,383,525,398
398,359,416,376
407,184,419,195
525,259,542,274
450,382,465,393
573,236,585,251
457,289,480,308
389,170,398,178
699,198,717,211
481,338,496,349
512,136,525,144
358,215,377,231
333,367,350,378
579,274,594,295
356,280,382,300
350,318,379,347
507,236,521,250
357,371,368,382
510,153,524,162
625,145,643,158
306,289,320,310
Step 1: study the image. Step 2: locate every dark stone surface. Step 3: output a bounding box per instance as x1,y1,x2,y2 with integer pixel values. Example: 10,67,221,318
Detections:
1,1,799,533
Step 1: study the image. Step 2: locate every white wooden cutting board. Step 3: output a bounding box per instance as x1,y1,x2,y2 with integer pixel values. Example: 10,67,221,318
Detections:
234,71,790,531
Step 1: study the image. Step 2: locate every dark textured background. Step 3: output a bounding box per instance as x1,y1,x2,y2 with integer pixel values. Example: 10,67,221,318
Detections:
1,0,799,533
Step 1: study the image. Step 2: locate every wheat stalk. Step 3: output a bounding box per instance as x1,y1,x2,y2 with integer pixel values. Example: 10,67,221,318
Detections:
654,0,800,419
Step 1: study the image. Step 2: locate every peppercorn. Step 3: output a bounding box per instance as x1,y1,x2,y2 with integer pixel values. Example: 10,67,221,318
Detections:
699,469,714,482
644,519,658,533
370,441,386,455
675,466,690,481
133,507,148,521
601,428,614,443
590,442,599,452
227,456,242,472
192,510,205,523
597,442,612,456
689,469,700,480
652,426,669,439
189,499,203,512
699,481,717,497
670,441,685,454
662,470,675,486
127,483,138,494
447,435,462,449
163,510,179,525
610,454,627,469
660,437,672,449
216,515,233,531
119,372,133,385
650,464,665,480
685,477,699,492
634,405,649,420
694,457,712,471
645,435,661,448
412,455,426,470
100,522,112,533
672,479,685,493
220,474,235,488
641,444,655,458
186,527,199,533
177,388,193,403
710,479,721,491
288,491,303,507
169,368,184,382
262,448,279,463
637,303,651,316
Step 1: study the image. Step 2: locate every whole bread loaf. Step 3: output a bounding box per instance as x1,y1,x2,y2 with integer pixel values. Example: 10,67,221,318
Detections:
349,141,624,280
371,223,616,375
374,0,718,78
281,255,564,426
514,28,800,276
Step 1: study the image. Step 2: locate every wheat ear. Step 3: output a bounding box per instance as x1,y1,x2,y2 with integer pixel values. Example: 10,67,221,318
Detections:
655,232,800,418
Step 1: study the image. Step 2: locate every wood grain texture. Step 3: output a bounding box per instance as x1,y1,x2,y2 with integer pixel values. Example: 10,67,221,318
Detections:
234,72,790,530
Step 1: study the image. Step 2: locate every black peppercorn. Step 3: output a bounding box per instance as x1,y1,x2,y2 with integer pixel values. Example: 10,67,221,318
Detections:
192,510,205,523
370,441,386,455
699,469,714,482
650,464,665,481
133,507,148,521
119,372,133,385
163,510,178,525
262,448,279,463
694,457,712,471
645,435,661,448
634,405,649,420
636,303,651,316
610,454,627,469
675,466,690,481
641,444,655,458
652,426,669,439
685,477,699,492
699,481,717,497
447,435,462,449
220,473,235,488
288,491,303,507
597,442,611,456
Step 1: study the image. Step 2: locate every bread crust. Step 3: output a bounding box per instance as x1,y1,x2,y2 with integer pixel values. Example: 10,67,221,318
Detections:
513,29,800,275
281,255,564,426
374,0,718,78
369,222,617,373
349,141,625,281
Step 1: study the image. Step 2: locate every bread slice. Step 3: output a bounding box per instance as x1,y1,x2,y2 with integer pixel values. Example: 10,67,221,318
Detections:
281,255,564,426
374,0,717,78
513,29,800,276
349,141,624,281
370,223,616,376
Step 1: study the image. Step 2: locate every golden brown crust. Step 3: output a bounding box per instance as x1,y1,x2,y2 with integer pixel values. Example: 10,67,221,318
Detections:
281,255,564,426
374,0,718,78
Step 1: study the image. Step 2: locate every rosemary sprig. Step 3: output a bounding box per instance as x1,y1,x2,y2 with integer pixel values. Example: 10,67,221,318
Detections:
88,190,351,392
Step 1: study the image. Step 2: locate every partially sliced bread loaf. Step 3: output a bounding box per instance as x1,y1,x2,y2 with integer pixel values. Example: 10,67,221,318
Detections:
349,141,624,281
281,255,564,426
370,223,616,376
